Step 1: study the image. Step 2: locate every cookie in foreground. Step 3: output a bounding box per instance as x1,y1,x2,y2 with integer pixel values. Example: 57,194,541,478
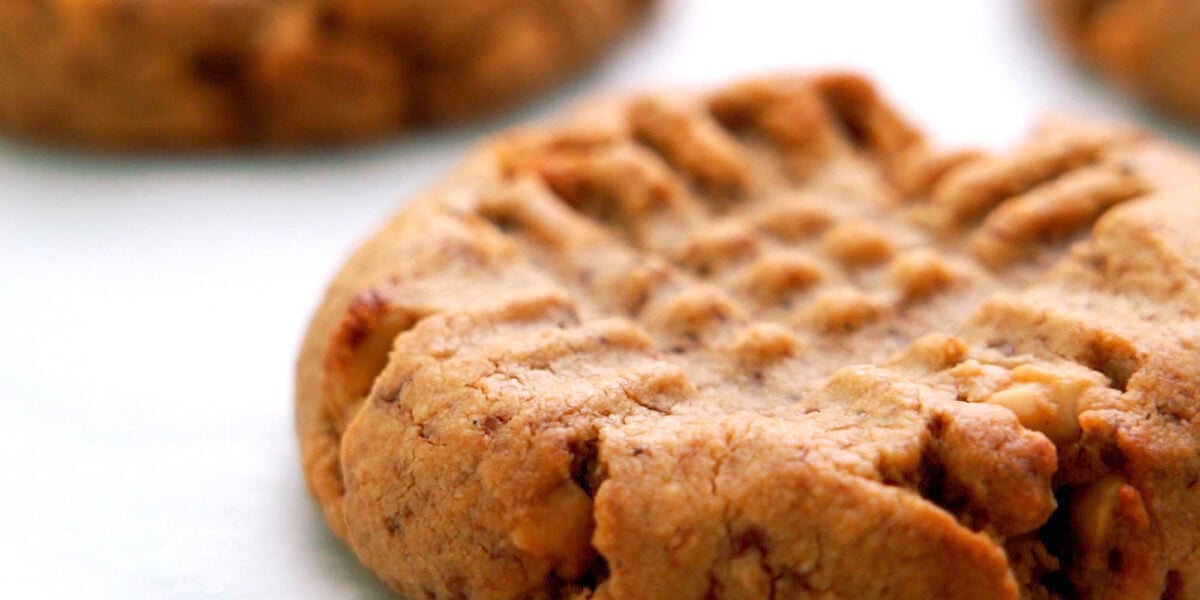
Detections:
1037,0,1200,126
297,72,1200,599
0,0,650,149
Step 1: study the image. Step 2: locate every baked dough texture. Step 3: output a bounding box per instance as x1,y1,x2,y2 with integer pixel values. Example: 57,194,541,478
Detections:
297,72,1200,599
0,0,650,149
1038,0,1200,125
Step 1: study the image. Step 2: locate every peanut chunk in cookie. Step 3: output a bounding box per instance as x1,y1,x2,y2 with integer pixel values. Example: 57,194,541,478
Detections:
510,481,596,580
982,364,1103,444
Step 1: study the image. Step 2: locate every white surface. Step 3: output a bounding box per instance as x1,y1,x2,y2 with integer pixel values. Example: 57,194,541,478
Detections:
1,1,1196,598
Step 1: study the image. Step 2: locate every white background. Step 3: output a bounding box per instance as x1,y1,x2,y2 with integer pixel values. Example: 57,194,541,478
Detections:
1,1,1196,598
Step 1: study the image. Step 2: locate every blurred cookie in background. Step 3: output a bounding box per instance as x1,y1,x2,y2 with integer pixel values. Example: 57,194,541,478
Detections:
1037,0,1200,126
0,0,653,150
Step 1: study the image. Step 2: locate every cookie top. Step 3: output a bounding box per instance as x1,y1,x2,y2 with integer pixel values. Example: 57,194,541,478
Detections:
297,73,1200,599
1039,0,1200,125
0,0,649,149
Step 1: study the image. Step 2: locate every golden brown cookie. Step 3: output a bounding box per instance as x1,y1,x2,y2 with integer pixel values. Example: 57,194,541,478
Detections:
0,0,650,149
1038,0,1200,125
297,72,1200,599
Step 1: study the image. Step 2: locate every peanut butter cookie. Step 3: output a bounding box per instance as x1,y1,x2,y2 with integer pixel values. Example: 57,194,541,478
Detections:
1038,0,1200,125
297,72,1200,599
0,0,651,149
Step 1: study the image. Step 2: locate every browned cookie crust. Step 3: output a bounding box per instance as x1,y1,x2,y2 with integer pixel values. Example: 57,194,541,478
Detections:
0,0,650,149
1038,0,1200,126
297,72,1200,599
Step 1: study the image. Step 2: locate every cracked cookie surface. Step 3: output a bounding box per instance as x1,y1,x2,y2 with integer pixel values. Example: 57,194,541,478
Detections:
297,72,1200,599
0,0,650,149
1037,0,1200,126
